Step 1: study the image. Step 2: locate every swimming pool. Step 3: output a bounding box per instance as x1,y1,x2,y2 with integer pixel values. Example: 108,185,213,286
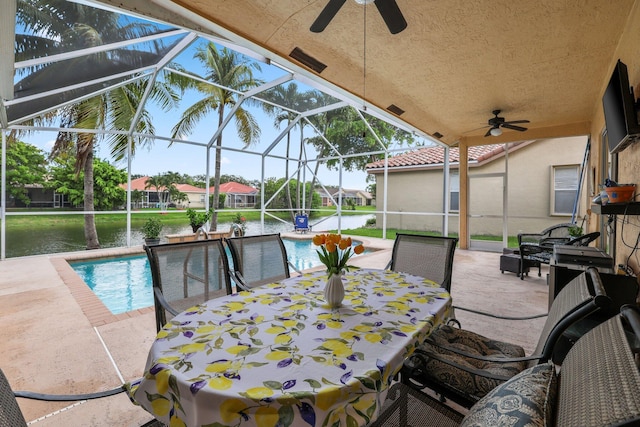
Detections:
70,238,361,315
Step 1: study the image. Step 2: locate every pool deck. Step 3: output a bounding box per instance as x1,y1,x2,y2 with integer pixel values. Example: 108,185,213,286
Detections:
0,234,549,426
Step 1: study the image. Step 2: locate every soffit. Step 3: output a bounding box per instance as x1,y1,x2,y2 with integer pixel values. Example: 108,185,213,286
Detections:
156,0,634,146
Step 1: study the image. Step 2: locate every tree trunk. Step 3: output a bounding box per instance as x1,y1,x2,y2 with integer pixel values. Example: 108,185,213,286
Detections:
211,108,224,231
83,150,100,249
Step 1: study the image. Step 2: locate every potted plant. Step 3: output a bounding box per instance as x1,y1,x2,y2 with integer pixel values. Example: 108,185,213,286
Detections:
142,217,163,246
186,208,213,233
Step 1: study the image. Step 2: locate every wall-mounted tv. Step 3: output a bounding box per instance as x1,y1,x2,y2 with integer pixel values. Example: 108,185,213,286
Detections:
602,59,640,154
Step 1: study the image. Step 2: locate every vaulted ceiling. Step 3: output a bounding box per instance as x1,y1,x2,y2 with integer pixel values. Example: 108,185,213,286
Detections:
97,0,637,147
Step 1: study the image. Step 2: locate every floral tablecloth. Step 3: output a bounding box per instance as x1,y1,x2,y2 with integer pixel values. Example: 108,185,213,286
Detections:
128,268,451,427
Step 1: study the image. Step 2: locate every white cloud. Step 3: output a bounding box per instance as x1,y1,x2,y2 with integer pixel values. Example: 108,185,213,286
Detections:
221,157,231,164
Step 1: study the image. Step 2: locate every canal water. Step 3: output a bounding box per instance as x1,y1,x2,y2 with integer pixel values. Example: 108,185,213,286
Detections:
5,214,374,258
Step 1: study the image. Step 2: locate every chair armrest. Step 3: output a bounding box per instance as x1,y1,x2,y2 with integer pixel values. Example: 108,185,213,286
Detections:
230,270,251,292
453,305,548,321
154,287,179,316
418,340,544,364
287,260,302,276
518,233,544,245
407,350,516,382
14,386,126,401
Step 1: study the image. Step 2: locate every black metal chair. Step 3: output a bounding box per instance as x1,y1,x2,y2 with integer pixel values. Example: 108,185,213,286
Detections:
225,233,301,291
144,239,232,332
372,304,640,427
386,234,458,292
402,268,617,409
566,231,600,246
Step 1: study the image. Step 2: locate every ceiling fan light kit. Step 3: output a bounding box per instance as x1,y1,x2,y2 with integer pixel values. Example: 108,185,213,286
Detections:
484,109,530,137
310,0,407,34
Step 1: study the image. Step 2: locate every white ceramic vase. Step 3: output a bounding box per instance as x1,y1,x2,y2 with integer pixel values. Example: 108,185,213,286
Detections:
324,273,345,308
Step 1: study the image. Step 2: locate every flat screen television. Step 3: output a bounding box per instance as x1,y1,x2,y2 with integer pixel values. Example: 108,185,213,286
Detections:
602,59,640,154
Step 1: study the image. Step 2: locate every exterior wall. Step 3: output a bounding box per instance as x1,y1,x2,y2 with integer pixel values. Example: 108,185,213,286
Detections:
373,137,586,236
590,4,640,269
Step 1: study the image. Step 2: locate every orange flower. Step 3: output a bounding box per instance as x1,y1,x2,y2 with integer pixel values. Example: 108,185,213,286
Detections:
338,239,349,250
313,234,326,246
314,235,365,277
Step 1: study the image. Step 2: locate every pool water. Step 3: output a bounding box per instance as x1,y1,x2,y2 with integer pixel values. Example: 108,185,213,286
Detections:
70,238,359,315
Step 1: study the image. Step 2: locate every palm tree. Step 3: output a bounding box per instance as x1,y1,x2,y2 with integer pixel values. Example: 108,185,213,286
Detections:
145,174,178,210
171,43,262,230
260,84,315,221
15,0,179,249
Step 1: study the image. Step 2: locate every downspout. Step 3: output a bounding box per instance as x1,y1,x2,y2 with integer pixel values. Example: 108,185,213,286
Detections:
443,146,450,236
459,139,469,249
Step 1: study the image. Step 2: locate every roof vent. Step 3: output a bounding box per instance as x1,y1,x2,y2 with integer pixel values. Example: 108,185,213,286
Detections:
433,132,443,139
289,47,326,73
386,104,404,116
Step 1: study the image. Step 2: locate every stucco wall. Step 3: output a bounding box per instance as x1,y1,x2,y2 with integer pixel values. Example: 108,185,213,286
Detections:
373,137,587,236
591,2,640,270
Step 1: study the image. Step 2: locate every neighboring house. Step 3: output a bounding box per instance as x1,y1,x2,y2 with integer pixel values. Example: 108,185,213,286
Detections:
316,186,372,207
366,137,587,236
215,182,258,208
5,184,70,208
122,177,160,208
120,177,258,209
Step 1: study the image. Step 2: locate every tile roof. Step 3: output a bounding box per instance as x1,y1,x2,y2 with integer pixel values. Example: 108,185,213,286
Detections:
121,177,256,194
365,143,521,170
217,182,258,195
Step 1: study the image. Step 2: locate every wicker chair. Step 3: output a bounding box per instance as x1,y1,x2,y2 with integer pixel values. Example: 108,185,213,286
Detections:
225,234,301,291
402,268,617,408
144,239,232,332
0,368,126,427
386,234,458,292
372,304,640,427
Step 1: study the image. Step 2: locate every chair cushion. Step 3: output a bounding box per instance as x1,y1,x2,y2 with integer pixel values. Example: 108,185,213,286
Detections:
415,325,527,401
460,363,557,427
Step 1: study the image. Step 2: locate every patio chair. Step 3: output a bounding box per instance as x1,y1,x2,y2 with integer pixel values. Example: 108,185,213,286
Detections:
518,231,601,280
372,304,640,427
144,239,233,332
517,222,574,279
0,368,126,427
225,233,301,291
294,213,310,233
386,234,458,292
402,268,617,408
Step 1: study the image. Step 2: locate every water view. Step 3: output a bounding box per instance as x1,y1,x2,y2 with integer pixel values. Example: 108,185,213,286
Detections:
5,214,374,258
71,237,364,314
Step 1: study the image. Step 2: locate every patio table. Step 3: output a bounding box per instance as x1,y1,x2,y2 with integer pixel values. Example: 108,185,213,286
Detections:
127,268,451,427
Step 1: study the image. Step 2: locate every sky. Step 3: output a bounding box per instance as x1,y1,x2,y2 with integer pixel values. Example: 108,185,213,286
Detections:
14,6,433,191
21,35,374,190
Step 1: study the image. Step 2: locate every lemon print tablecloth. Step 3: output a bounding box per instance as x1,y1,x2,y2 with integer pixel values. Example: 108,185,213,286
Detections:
128,268,451,427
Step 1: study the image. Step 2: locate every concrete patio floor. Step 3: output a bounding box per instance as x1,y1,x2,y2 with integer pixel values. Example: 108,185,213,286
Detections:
0,235,549,426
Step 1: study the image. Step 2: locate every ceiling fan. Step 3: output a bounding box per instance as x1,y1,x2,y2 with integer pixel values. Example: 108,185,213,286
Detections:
310,0,407,34
484,110,530,137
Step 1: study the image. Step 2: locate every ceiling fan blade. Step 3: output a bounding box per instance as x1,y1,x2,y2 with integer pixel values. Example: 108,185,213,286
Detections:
503,119,530,125
310,0,346,33
374,0,407,34
502,123,528,132
484,128,493,137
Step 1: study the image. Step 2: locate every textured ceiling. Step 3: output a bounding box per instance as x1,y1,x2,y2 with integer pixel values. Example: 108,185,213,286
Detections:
121,0,636,146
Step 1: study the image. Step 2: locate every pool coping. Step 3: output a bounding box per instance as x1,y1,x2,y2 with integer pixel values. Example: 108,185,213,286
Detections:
51,233,391,327
52,246,153,327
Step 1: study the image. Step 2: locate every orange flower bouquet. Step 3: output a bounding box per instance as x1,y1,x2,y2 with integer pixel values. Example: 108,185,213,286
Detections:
312,233,365,277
